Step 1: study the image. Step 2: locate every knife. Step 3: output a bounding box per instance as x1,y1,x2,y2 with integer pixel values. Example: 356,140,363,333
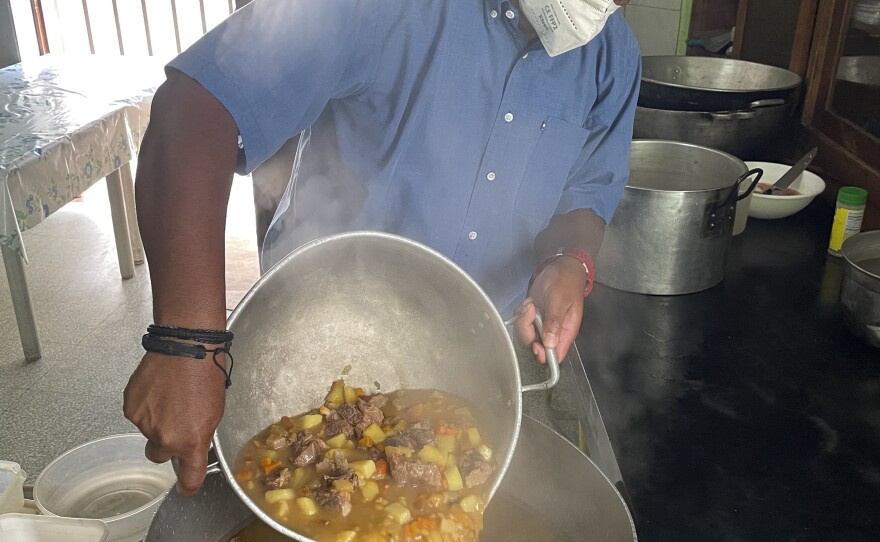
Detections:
763,147,818,194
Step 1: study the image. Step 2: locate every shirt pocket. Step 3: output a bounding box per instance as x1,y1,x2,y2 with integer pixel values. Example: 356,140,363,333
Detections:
514,116,590,224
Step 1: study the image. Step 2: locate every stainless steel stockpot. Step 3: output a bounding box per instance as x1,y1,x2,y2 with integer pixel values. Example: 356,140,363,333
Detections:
597,140,761,295
146,416,637,542
840,231,880,349
211,232,558,541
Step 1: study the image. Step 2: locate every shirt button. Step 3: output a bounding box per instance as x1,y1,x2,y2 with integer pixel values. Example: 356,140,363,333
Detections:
522,52,529,59
486,171,496,181
490,9,498,18
505,9,516,19
468,231,478,240
504,112,514,123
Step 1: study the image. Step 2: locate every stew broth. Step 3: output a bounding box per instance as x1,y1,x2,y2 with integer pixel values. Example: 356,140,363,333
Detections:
232,381,497,542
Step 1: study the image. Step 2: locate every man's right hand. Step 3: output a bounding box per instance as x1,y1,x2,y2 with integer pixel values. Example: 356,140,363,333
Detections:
123,351,226,496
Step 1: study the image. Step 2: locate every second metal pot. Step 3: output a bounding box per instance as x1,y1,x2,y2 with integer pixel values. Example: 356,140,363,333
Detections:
633,99,792,160
840,231,880,349
597,141,761,295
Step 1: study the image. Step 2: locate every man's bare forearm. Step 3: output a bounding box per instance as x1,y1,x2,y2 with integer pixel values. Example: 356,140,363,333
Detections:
136,71,239,330
534,208,606,264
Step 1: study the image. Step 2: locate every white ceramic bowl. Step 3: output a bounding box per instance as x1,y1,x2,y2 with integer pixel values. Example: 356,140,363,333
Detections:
746,161,826,219
33,434,176,542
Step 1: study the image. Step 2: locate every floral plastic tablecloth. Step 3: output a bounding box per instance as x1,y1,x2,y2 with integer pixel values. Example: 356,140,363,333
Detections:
0,54,163,261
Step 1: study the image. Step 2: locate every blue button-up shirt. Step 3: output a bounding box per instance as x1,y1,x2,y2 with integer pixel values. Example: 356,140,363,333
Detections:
168,0,640,314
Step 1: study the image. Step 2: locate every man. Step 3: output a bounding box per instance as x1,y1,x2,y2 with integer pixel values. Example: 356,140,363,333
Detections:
124,0,639,496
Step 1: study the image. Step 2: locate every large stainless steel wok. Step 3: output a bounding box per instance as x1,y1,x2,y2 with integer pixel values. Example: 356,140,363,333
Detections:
146,416,637,541
207,232,559,541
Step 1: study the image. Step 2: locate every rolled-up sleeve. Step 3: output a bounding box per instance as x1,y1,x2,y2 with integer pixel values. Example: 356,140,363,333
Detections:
554,25,641,224
167,0,379,173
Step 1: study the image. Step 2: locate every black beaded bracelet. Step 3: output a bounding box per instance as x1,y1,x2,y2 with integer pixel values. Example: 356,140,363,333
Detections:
147,324,233,344
142,327,234,388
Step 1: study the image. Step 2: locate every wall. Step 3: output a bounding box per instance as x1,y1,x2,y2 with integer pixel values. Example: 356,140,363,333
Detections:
0,0,21,68
623,0,688,56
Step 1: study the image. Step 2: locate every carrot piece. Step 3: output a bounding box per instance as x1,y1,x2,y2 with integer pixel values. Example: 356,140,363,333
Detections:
417,517,439,530
234,470,254,482
355,387,366,397
436,424,458,436
359,436,375,448
404,522,421,536
375,458,388,477
280,416,296,430
260,457,283,474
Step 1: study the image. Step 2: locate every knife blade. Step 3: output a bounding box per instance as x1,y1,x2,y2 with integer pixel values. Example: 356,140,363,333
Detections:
764,147,818,194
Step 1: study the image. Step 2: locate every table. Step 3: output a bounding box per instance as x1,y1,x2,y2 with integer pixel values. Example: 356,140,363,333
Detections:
0,54,163,361
578,200,880,540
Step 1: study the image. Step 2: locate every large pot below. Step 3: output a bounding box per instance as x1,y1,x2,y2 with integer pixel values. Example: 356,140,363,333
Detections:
633,99,793,160
597,140,760,295
145,416,637,542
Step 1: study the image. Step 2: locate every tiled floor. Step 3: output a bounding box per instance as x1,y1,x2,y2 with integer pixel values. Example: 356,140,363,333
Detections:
0,174,260,483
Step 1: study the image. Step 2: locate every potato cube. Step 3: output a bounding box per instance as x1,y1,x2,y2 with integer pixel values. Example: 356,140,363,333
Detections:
444,465,464,491
344,386,358,405
325,380,346,406
326,433,348,449
351,459,377,479
360,480,379,501
417,445,447,467
384,445,414,458
384,502,413,524
298,414,323,430
437,435,456,454
476,445,493,462
336,532,357,542
467,428,481,447
459,495,481,513
291,468,310,490
296,497,319,516
264,488,295,504
274,499,290,520
332,479,354,492
363,423,386,444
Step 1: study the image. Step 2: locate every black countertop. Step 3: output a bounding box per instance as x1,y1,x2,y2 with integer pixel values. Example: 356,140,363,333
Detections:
576,199,880,541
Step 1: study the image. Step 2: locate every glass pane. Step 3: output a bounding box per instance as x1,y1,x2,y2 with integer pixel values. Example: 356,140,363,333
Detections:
830,0,880,138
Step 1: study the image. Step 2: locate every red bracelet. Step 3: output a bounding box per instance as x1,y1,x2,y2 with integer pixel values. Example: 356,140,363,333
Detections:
529,247,594,298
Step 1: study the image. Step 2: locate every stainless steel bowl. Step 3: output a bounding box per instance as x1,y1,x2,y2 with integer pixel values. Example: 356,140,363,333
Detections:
215,231,558,541
840,231,880,349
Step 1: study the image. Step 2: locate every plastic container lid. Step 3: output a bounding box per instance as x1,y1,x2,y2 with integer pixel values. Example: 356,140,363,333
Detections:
838,186,868,206
0,513,108,542
0,461,26,516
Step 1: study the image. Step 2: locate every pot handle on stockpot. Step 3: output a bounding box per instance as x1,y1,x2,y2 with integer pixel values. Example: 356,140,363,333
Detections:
735,168,764,202
504,313,561,392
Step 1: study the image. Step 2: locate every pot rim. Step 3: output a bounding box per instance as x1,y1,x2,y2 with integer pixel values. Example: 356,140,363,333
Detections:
842,231,880,282
628,139,748,193
641,56,803,94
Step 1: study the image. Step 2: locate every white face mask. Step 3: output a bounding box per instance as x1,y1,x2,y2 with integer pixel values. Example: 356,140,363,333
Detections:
520,0,621,57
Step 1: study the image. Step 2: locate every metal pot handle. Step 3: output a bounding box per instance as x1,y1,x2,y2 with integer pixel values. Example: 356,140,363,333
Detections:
706,99,786,120
171,446,222,479
735,168,764,201
748,98,786,109
504,312,561,392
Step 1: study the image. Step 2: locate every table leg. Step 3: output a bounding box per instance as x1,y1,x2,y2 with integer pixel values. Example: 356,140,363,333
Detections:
1,244,42,361
106,170,135,280
119,164,145,264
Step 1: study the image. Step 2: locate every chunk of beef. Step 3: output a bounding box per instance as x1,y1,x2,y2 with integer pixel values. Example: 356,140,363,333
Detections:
333,403,363,426
265,433,287,450
354,396,385,435
324,419,355,439
384,434,417,449
316,451,359,487
293,440,323,468
260,467,291,490
290,431,327,468
459,450,495,488
399,426,436,448
389,454,442,490
313,487,352,517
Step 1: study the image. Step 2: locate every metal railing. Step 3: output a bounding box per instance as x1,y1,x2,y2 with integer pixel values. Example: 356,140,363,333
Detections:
23,0,236,59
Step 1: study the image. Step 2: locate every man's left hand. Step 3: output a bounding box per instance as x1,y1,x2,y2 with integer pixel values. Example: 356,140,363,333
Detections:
514,256,587,364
